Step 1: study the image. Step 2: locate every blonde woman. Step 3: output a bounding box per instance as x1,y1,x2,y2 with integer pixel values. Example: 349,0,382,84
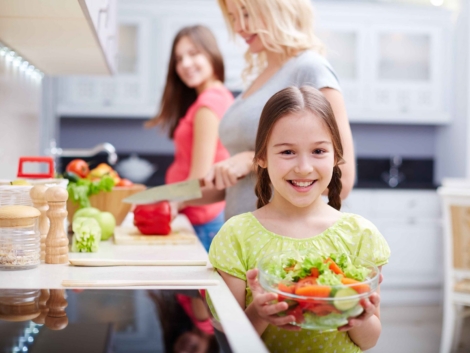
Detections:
195,0,355,221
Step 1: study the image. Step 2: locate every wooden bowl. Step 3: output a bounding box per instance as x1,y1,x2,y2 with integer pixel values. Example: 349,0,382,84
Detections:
67,184,146,226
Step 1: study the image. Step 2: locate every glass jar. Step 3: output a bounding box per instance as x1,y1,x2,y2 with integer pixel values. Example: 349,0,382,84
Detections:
0,289,40,322
0,205,41,270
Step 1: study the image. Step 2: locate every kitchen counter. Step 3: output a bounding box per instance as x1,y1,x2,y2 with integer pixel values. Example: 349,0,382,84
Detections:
0,214,268,353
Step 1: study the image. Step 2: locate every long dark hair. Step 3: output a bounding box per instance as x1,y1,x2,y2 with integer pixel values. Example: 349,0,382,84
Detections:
254,86,344,210
146,25,224,138
149,291,219,353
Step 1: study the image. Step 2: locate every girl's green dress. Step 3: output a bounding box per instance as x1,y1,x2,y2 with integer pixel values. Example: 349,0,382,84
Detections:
209,212,391,353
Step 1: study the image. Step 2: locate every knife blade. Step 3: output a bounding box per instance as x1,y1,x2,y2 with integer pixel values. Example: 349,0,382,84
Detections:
122,179,205,204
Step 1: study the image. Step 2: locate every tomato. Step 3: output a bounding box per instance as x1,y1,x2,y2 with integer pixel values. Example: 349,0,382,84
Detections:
117,178,133,187
296,276,317,289
66,159,89,178
287,305,304,324
308,304,340,316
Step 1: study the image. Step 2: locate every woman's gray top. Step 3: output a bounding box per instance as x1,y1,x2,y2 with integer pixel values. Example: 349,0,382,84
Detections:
219,50,341,220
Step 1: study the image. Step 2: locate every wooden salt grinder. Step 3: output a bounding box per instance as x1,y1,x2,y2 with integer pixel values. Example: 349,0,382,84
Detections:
45,186,69,264
45,289,68,330
32,289,50,325
30,185,49,262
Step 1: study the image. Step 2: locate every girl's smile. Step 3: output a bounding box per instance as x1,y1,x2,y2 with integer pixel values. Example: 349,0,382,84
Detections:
288,179,317,190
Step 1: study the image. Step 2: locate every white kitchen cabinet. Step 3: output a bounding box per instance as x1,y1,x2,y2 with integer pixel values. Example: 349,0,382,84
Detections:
57,1,452,123
57,15,154,117
57,0,246,118
0,0,118,75
342,189,442,304
79,0,118,74
315,2,452,124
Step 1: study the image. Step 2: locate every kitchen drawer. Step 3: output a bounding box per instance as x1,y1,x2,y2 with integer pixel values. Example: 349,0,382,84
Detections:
375,218,443,288
370,190,440,219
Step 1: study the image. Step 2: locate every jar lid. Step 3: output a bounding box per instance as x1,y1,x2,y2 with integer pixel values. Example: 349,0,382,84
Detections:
0,205,40,227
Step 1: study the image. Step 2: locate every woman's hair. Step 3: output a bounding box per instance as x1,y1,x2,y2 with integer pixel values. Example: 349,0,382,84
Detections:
146,25,224,138
217,0,324,81
254,86,344,210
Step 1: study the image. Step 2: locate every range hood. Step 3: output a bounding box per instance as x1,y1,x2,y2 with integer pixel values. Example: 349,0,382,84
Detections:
0,0,117,75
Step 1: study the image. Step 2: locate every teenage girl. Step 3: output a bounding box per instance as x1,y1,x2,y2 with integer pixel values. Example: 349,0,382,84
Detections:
145,25,234,251
209,86,390,352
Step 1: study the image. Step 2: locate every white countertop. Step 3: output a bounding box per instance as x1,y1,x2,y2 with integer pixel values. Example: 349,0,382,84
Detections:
0,213,268,353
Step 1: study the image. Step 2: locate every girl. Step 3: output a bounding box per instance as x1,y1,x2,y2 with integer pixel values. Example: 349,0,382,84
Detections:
195,0,355,221
209,86,390,352
145,25,234,251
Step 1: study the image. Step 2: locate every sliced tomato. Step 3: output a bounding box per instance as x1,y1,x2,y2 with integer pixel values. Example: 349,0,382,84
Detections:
310,267,320,277
287,305,304,324
296,276,317,289
309,304,340,316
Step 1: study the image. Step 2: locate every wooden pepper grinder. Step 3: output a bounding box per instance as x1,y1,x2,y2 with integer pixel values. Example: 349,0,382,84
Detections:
32,289,50,325
45,186,69,264
45,289,68,330
30,185,50,262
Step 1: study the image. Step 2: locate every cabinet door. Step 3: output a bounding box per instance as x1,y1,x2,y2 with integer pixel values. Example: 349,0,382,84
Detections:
375,218,442,288
367,24,447,123
57,16,154,117
316,23,367,116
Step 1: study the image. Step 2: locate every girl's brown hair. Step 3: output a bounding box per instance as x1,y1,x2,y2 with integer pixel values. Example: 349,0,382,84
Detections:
254,86,344,210
145,25,224,138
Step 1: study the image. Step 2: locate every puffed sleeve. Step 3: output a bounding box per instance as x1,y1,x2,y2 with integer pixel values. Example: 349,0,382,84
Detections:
351,215,391,267
209,215,248,280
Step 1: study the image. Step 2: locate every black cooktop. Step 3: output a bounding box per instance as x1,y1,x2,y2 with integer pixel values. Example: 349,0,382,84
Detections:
0,289,227,353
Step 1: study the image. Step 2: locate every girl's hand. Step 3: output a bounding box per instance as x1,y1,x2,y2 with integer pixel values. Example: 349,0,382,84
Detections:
203,151,254,190
246,269,301,331
337,292,380,332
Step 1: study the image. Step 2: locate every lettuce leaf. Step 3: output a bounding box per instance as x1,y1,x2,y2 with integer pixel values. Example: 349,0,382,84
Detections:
71,217,101,252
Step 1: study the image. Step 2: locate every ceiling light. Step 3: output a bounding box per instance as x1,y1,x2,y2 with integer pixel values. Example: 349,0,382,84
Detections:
430,0,444,6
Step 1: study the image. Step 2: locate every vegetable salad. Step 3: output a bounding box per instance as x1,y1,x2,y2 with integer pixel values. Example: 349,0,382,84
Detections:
259,253,378,330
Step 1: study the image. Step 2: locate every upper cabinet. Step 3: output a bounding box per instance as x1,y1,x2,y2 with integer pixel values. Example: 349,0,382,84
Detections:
0,0,117,75
57,1,452,124
315,3,452,124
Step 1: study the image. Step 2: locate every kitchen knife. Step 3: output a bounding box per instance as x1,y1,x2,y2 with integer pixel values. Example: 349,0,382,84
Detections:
122,179,205,204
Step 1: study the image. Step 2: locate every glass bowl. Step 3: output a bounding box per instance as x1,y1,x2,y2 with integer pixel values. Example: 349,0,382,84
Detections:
257,250,380,331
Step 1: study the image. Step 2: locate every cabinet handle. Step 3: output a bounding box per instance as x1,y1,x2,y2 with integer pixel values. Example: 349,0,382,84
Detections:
97,2,110,31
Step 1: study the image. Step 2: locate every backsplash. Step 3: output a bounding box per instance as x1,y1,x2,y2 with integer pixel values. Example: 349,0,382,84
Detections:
356,157,435,189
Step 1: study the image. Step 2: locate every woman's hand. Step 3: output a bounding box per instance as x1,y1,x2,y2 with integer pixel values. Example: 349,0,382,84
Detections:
337,293,380,332
246,269,301,331
203,151,255,190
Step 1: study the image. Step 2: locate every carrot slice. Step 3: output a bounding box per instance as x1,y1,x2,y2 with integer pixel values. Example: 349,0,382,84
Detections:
341,277,371,294
325,258,344,275
295,285,331,297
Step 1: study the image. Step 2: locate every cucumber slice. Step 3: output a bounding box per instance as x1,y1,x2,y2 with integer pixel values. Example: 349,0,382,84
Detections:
333,287,359,311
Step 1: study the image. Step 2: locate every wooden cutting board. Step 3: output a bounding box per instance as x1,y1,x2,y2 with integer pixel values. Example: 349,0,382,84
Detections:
113,225,198,245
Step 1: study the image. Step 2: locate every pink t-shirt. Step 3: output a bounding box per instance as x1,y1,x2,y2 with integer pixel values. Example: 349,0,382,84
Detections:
165,86,233,225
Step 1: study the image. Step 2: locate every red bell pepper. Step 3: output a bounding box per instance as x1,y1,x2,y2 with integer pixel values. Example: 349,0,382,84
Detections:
133,201,172,235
